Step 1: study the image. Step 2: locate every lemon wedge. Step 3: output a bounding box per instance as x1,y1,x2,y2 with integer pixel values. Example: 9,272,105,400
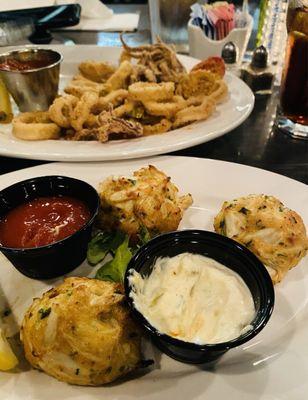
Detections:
0,328,18,371
0,78,13,124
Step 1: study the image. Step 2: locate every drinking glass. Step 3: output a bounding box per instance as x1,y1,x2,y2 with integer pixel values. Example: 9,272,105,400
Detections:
275,1,308,139
149,0,196,53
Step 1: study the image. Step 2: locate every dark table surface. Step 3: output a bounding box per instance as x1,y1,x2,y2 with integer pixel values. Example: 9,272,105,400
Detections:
1,4,307,184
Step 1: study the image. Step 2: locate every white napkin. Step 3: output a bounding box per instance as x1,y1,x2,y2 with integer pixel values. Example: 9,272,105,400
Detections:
0,1,140,32
0,1,54,12
58,0,140,32
63,13,140,32
0,0,111,15
56,0,113,19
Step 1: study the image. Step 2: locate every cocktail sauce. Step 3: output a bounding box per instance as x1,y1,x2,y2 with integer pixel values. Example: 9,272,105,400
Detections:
0,196,91,248
0,58,52,72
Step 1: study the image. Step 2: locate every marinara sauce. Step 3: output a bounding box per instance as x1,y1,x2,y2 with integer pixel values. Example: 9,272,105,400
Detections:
0,58,52,72
0,196,91,248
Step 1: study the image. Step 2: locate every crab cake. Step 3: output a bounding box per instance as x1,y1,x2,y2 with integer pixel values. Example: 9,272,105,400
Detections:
214,194,308,284
98,165,193,239
20,277,142,385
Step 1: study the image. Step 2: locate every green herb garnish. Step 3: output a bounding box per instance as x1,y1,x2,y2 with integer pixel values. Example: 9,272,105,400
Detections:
90,226,151,284
87,231,126,265
38,307,51,319
239,207,249,215
95,236,132,283
137,225,151,247
219,219,226,235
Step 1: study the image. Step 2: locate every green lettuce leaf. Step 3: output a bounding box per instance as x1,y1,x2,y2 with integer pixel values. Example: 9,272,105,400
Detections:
95,236,132,283
87,231,126,265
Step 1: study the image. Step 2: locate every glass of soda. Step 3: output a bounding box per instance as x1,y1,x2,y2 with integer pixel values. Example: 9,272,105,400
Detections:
275,1,308,139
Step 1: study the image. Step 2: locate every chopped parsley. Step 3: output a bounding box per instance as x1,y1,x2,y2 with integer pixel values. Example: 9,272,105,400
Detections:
38,307,51,319
219,219,226,235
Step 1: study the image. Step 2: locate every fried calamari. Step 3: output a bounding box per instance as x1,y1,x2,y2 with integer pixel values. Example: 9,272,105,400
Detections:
78,60,116,82
12,38,228,141
12,111,60,140
120,34,186,83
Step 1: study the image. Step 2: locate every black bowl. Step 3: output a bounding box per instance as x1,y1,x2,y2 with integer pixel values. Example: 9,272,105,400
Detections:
124,230,274,364
0,176,100,279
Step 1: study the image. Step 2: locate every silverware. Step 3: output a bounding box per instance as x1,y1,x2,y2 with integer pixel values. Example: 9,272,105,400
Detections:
0,48,62,112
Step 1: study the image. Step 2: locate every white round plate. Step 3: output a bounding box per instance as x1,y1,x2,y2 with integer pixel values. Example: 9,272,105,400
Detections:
1,156,307,400
0,45,254,162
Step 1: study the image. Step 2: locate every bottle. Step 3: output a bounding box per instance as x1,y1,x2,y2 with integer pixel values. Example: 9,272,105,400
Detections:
240,45,274,95
279,0,308,127
256,0,288,65
221,42,239,76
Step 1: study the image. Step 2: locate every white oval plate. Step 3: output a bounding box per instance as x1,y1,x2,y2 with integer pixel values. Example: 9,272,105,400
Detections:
0,156,307,400
0,45,254,162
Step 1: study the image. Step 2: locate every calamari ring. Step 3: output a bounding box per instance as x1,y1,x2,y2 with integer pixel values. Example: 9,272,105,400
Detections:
64,75,108,98
64,84,94,98
97,89,129,110
102,89,129,105
12,111,60,141
113,101,135,118
105,60,133,91
173,96,216,128
72,74,102,86
49,95,78,128
90,90,129,115
142,95,186,119
71,92,99,131
142,118,172,136
176,70,218,99
208,80,228,104
185,95,205,107
79,61,116,82
128,82,175,102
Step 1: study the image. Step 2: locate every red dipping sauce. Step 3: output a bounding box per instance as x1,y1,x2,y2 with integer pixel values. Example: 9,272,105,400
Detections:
0,196,91,248
0,58,52,72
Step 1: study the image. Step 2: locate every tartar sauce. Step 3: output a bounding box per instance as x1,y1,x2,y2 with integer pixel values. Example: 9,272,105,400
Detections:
129,253,255,344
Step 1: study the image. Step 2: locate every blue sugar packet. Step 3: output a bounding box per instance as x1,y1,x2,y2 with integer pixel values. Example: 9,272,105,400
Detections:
205,11,216,40
191,3,204,19
190,2,217,40
190,3,203,28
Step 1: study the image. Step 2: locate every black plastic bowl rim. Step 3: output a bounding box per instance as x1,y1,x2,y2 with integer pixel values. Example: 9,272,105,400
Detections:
0,175,100,253
124,229,275,352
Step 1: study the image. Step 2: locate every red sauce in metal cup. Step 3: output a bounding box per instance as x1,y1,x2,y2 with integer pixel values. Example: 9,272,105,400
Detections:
0,58,52,72
0,196,91,248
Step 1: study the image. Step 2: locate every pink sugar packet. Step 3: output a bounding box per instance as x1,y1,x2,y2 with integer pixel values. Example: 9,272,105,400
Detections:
207,3,235,39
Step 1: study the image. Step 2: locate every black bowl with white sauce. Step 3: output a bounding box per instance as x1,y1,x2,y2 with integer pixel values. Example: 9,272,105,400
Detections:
124,230,274,364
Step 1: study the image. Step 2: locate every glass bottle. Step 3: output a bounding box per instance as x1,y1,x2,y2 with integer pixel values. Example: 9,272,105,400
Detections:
221,42,239,77
275,0,308,139
240,45,274,95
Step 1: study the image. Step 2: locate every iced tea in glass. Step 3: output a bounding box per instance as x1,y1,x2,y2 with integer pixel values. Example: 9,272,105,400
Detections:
276,1,308,138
